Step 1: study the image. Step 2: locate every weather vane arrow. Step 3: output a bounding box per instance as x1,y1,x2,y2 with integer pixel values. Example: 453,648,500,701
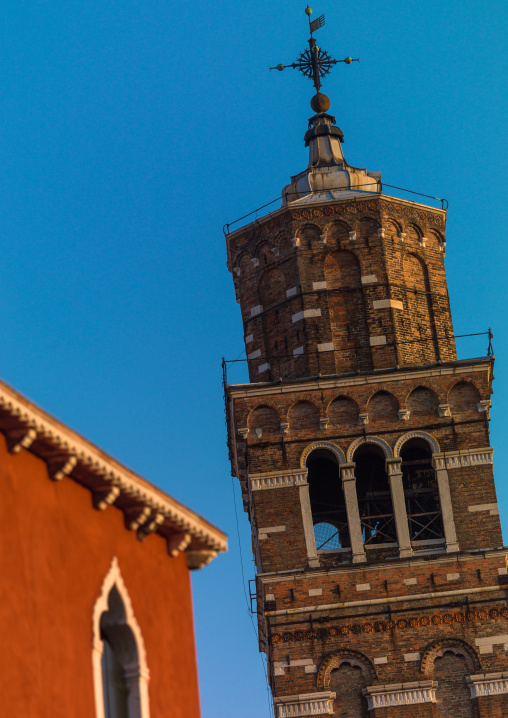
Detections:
270,5,359,105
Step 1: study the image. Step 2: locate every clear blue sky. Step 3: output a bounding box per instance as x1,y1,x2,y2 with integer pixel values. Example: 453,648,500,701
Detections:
0,1,506,716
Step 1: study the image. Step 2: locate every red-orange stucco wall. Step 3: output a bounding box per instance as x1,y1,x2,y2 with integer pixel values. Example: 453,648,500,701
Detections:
0,433,202,718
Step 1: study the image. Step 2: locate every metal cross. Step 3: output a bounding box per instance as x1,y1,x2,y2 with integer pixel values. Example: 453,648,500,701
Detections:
270,5,359,94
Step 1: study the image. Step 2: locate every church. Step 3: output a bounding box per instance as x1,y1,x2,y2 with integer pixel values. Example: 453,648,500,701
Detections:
224,5,508,717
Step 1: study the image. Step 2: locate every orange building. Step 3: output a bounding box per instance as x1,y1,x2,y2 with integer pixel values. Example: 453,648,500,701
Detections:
0,378,226,717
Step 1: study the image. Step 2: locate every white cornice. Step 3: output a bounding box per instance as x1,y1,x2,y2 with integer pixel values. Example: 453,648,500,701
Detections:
227,360,492,399
0,380,227,561
467,672,508,698
363,682,437,709
274,692,335,718
433,447,493,470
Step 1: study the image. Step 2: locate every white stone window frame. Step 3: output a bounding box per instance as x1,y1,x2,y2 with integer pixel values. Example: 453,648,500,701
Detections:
92,557,150,718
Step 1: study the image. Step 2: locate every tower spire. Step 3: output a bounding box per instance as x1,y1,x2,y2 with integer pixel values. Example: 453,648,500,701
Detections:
270,5,359,114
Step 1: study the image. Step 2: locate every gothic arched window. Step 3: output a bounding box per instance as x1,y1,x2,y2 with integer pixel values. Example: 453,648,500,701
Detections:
400,438,444,545
354,445,396,546
307,450,350,551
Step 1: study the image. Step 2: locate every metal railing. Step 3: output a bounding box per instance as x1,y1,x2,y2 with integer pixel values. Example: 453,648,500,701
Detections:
223,182,448,236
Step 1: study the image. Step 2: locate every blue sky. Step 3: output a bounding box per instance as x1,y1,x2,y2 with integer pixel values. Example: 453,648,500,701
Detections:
0,1,506,716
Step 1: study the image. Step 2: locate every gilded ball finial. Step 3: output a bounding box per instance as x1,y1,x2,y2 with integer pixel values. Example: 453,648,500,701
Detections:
310,92,330,114
305,6,312,15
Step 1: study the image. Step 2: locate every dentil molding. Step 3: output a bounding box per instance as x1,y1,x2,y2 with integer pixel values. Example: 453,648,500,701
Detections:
363,681,437,709
274,692,335,717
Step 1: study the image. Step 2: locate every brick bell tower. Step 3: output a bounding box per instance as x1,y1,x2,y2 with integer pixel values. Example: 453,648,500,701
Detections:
224,7,508,718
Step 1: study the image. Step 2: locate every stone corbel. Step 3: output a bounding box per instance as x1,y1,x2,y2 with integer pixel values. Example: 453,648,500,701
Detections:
48,455,77,481
399,232,407,242
6,428,37,454
167,532,192,557
280,421,289,435
233,267,241,276
251,257,259,267
439,241,447,253
478,400,492,418
419,236,428,248
137,512,164,542
377,227,385,238
291,237,300,248
398,408,410,421
93,484,121,510
319,416,329,430
186,550,218,570
255,427,263,438
438,403,452,418
271,247,280,258
124,505,151,531
238,427,249,439
358,412,369,426
349,231,357,241
319,234,328,246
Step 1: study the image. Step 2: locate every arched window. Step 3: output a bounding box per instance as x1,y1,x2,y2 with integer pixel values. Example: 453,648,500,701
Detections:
101,587,141,718
307,450,350,551
401,438,444,545
93,558,150,718
354,445,397,546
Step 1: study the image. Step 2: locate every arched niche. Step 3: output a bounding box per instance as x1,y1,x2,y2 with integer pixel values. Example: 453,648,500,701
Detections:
324,250,373,372
256,242,274,267
367,390,399,423
258,267,287,308
92,557,150,718
247,405,280,437
448,381,480,414
317,649,376,688
384,218,401,239
402,253,437,364
328,396,360,427
297,223,321,249
326,219,351,245
407,386,440,418
288,400,321,432
421,638,481,676
357,217,378,240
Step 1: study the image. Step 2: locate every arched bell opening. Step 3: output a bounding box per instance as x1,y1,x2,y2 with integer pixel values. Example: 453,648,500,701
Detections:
400,438,445,546
307,449,350,551
353,444,397,547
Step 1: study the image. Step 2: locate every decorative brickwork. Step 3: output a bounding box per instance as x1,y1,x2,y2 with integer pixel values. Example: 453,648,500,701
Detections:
224,117,503,716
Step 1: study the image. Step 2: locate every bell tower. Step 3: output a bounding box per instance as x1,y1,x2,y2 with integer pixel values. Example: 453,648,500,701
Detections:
224,7,508,717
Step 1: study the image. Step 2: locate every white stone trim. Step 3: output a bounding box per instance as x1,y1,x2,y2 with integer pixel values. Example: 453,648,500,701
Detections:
258,362,271,373
250,304,263,317
305,665,318,673
300,441,346,467
287,287,298,298
347,436,392,462
356,583,371,591
404,578,418,585
363,682,437,710
468,503,498,514
369,335,387,346
92,557,150,718
248,349,261,360
309,588,322,596
292,308,322,323
317,342,334,352
259,525,286,540
447,573,460,581
404,653,421,662
467,672,508,698
293,346,304,356
373,299,404,310
474,635,508,656
313,281,327,290
361,274,377,284
374,657,388,665
250,469,309,491
433,447,493,470
274,692,335,717
393,431,440,457
244,333,253,344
